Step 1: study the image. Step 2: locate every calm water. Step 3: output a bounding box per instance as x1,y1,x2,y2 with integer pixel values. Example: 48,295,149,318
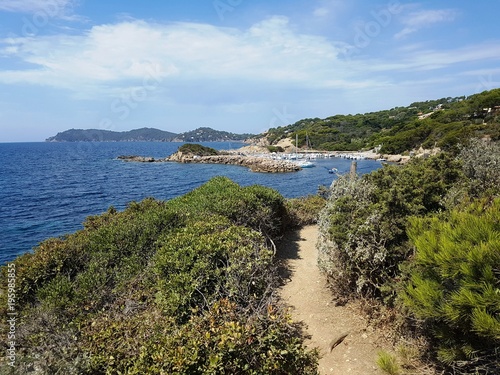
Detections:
0,142,384,264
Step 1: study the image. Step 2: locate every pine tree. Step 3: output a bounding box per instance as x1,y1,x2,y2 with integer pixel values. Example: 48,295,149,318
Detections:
403,198,500,369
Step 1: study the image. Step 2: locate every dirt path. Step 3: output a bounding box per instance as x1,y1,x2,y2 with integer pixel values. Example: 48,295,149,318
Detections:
278,225,386,375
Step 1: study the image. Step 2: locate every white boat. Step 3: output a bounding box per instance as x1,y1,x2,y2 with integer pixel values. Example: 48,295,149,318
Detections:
296,160,315,168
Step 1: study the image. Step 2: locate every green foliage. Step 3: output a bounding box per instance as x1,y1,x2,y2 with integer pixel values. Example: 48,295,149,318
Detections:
267,145,285,153
0,177,318,374
285,195,326,227
172,176,287,237
318,154,461,300
153,217,274,322
127,299,319,375
377,351,401,375
177,143,219,156
265,89,500,154
402,198,500,369
175,126,254,142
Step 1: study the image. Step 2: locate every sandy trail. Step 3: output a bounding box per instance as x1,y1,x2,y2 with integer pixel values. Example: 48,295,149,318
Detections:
278,225,386,375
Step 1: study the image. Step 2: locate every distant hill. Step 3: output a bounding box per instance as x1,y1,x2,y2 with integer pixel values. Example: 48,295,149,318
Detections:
46,128,178,142
46,127,254,143
172,127,254,142
265,88,500,154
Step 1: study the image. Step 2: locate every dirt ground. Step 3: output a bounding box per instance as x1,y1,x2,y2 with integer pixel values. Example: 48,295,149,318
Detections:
278,225,389,375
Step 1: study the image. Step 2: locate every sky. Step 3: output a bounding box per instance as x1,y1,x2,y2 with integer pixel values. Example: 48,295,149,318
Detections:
0,0,499,142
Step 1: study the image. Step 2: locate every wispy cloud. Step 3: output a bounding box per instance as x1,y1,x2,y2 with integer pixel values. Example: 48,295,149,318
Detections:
0,0,76,15
312,0,346,19
395,9,457,39
362,42,500,74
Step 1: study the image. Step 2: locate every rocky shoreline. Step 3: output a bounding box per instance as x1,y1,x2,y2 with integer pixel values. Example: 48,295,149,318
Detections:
118,152,301,173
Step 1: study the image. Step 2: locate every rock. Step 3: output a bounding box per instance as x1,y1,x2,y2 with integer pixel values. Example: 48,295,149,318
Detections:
117,155,156,162
386,155,402,163
118,150,301,172
166,151,300,173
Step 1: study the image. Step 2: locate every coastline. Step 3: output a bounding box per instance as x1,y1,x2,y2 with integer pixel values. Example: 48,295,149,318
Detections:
117,143,437,170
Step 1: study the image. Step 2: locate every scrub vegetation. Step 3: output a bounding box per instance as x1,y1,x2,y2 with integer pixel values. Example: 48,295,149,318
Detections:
0,177,319,374
318,139,500,374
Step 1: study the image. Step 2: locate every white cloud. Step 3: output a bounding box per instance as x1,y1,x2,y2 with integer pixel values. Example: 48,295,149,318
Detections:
395,9,457,39
0,0,76,15
0,17,356,98
1,15,499,107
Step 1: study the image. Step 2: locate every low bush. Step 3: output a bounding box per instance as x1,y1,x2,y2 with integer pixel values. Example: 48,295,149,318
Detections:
285,195,326,227
171,176,288,238
177,143,219,156
0,177,318,374
267,145,285,153
317,154,461,301
402,198,500,372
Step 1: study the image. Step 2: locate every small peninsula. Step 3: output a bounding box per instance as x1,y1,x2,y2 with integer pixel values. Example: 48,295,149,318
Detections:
118,143,302,173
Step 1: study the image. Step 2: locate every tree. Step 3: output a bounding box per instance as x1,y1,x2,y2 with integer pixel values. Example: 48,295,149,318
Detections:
403,198,500,371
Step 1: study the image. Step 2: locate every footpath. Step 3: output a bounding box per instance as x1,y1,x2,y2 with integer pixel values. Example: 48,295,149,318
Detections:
278,225,386,375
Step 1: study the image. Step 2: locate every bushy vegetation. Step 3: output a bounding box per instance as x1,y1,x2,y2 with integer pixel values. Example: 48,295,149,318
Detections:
265,89,500,153
285,195,326,227
318,139,500,373
404,199,500,370
0,177,318,374
267,145,285,153
318,153,461,300
177,143,219,156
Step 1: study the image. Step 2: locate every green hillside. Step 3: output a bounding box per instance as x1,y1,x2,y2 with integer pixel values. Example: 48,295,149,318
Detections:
265,89,500,153
173,127,254,142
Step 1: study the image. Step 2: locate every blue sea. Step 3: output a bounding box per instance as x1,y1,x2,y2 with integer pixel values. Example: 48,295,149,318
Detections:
0,142,384,264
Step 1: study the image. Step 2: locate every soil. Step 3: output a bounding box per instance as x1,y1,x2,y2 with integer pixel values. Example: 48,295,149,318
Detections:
278,225,389,375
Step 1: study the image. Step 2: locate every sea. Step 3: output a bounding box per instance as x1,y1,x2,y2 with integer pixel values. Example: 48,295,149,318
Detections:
0,142,384,265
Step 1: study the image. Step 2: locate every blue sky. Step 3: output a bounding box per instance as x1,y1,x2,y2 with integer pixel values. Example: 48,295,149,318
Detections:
1,0,499,141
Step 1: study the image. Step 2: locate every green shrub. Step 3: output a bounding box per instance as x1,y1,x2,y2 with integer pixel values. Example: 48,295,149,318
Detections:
267,145,285,153
285,195,326,227
171,176,287,238
317,154,461,300
0,177,316,374
376,350,401,375
178,143,219,156
402,198,500,370
442,139,500,213
122,299,319,375
153,216,274,322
